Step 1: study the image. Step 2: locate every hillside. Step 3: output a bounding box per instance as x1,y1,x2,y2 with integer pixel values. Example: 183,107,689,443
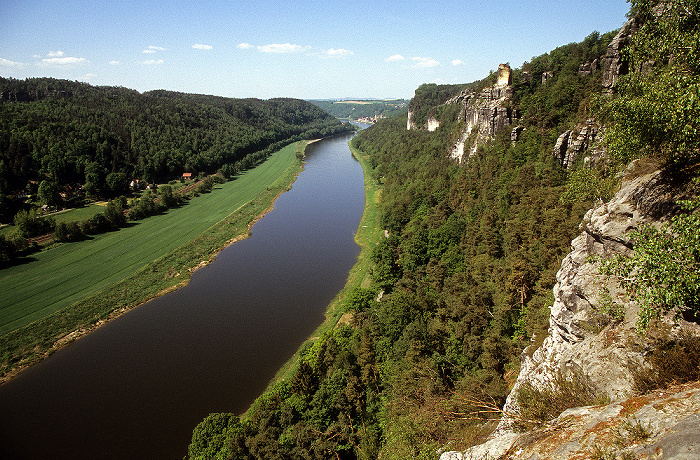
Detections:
308,99,408,122
185,1,699,458
0,79,352,222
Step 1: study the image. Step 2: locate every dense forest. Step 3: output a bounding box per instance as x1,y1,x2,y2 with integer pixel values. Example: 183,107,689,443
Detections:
185,1,700,458
308,99,408,121
0,78,352,222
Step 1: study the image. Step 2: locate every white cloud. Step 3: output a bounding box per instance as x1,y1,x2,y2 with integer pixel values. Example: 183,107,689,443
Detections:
143,49,157,54
257,43,307,53
237,43,254,49
47,51,64,57
192,43,213,50
411,56,440,69
148,45,167,51
452,59,465,66
0,57,25,68
141,59,164,65
385,54,405,62
109,60,120,65
84,73,97,79
40,56,89,66
323,48,354,57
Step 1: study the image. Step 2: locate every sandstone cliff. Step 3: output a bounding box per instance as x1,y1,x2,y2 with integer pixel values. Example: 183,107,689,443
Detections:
405,64,517,162
440,162,700,459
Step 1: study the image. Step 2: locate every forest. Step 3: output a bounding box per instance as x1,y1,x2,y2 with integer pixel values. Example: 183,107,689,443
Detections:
185,0,700,458
308,99,408,121
0,78,352,222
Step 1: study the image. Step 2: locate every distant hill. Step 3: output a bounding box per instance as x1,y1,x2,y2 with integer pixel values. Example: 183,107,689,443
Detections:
0,78,352,207
308,99,408,121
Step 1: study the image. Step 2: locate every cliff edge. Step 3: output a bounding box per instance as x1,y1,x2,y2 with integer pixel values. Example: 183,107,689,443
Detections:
440,161,700,459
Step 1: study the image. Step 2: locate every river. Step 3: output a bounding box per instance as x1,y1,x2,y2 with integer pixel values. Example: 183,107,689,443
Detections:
0,132,366,459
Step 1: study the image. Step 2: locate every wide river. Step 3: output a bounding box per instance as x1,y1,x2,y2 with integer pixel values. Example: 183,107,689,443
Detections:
0,132,366,459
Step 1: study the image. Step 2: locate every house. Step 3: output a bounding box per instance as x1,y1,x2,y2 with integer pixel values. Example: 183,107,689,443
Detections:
182,172,193,180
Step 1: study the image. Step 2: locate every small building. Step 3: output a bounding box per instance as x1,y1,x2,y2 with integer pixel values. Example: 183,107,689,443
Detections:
182,172,193,180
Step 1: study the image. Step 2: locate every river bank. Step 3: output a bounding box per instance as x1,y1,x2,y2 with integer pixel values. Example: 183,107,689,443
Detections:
0,141,311,384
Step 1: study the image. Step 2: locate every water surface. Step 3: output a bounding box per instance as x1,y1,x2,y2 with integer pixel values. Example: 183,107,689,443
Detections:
0,133,364,459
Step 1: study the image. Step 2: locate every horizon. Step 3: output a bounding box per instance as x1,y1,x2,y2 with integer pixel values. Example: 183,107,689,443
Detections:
1,0,631,100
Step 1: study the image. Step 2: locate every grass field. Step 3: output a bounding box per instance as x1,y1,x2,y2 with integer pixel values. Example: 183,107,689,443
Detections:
0,143,301,337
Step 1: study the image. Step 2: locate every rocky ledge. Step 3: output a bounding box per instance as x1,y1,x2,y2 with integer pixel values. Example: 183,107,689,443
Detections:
441,161,700,459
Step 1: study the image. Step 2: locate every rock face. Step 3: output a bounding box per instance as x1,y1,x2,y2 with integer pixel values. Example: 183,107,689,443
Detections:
553,120,602,168
449,66,516,162
441,381,700,460
440,163,700,459
602,16,640,93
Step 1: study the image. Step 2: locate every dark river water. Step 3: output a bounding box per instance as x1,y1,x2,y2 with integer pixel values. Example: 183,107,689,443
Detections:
0,132,365,460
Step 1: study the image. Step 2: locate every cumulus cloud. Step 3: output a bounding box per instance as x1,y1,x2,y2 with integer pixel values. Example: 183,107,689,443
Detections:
452,59,465,66
40,56,89,66
192,43,213,50
143,45,167,54
257,43,307,53
411,56,440,68
0,57,25,68
322,48,354,58
47,51,64,57
141,59,164,65
237,43,254,49
385,54,405,62
109,60,120,65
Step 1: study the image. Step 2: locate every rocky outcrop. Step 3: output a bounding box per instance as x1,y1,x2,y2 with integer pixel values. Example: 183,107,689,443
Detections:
441,381,700,460
440,162,700,459
602,16,640,93
553,120,602,168
578,59,599,77
449,66,517,162
427,117,440,132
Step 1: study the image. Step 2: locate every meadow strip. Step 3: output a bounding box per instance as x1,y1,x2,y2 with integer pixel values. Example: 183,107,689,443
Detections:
0,142,308,383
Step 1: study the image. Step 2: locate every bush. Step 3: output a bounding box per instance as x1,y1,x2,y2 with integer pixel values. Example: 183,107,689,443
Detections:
186,413,244,460
516,369,603,429
633,329,700,394
13,209,55,238
600,200,700,330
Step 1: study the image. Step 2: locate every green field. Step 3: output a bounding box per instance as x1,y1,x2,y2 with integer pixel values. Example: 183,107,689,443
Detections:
0,143,301,336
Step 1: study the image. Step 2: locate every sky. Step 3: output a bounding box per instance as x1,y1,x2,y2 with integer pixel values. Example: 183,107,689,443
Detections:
0,0,632,100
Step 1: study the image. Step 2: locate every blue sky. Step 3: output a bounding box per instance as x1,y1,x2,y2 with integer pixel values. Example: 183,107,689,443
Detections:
0,0,631,99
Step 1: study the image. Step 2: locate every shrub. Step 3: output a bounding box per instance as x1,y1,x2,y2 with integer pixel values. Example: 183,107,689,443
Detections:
600,200,700,331
515,369,603,429
632,329,700,394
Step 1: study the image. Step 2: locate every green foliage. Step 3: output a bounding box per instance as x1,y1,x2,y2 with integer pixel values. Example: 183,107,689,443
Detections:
514,30,617,131
37,180,60,207
603,0,700,166
0,77,352,208
408,83,471,127
187,413,244,460
600,201,700,330
344,287,376,313
12,208,54,238
560,166,617,205
308,99,409,120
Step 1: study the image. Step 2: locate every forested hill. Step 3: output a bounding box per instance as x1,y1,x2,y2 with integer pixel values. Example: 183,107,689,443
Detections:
185,0,700,458
307,99,408,121
0,77,352,202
